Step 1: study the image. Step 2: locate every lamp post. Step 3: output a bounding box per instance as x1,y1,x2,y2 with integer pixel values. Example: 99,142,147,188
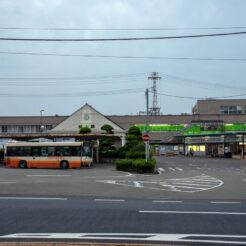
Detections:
40,110,44,134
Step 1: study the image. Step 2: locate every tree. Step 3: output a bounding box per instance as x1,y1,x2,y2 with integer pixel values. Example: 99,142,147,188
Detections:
101,124,114,134
127,126,142,138
79,126,91,134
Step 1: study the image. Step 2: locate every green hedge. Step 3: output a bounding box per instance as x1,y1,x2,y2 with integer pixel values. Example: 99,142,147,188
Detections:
125,151,146,159
116,159,156,173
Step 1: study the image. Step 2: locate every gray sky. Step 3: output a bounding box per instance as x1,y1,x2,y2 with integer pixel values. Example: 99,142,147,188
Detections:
0,0,246,116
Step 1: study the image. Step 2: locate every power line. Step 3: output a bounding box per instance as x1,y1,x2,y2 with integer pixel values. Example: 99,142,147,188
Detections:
1,31,246,42
160,73,246,91
1,51,246,62
1,26,246,31
0,88,145,97
0,78,145,87
157,92,246,100
0,73,146,81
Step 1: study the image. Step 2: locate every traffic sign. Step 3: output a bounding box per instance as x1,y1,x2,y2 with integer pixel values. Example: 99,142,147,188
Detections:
142,134,150,142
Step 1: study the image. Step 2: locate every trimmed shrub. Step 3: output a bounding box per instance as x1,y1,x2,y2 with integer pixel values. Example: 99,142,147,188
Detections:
101,124,114,134
116,159,133,171
132,159,156,173
125,151,146,159
116,158,156,173
79,126,91,134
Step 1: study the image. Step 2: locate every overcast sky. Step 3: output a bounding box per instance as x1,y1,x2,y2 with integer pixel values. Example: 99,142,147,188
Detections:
0,0,246,116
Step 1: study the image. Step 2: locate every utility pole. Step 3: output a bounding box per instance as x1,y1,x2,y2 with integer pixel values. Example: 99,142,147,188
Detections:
145,88,150,161
148,72,161,115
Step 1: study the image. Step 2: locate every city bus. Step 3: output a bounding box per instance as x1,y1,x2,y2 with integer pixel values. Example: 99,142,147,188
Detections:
4,141,93,169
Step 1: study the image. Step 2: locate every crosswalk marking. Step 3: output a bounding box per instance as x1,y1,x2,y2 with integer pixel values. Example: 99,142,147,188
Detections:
2,233,246,244
176,168,183,171
168,168,176,171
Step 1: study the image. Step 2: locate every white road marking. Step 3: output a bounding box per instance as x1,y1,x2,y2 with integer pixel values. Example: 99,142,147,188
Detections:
158,168,164,171
168,168,176,171
133,181,144,188
2,233,246,244
211,201,242,204
139,210,246,215
176,168,183,171
0,197,67,200
85,172,135,178
152,200,183,203
94,199,125,202
26,175,72,177
96,174,223,193
170,182,212,187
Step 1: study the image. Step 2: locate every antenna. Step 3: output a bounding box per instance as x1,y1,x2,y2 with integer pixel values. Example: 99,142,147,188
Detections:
148,72,161,115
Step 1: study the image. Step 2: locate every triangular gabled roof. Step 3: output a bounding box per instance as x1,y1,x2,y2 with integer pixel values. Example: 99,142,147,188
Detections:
51,103,125,134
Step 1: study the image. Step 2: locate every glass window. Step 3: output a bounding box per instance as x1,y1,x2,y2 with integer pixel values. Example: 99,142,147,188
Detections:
55,146,71,156
18,126,24,133
1,126,8,133
82,146,91,157
47,146,55,156
21,147,31,156
70,146,81,156
32,147,40,156
7,147,19,156
40,147,48,156
220,105,229,114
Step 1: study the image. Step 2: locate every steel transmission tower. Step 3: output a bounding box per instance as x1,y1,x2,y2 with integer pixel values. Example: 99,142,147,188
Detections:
148,72,162,115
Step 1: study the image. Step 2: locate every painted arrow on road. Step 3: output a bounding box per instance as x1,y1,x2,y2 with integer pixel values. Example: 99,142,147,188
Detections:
96,174,223,193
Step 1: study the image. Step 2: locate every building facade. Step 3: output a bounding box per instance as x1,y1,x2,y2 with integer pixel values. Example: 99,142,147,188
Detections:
192,99,246,115
0,100,246,158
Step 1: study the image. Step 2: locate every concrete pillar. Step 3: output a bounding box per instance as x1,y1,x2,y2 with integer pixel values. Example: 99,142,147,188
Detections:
121,134,126,146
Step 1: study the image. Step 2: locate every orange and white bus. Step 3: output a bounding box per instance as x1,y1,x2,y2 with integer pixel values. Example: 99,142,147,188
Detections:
4,141,93,169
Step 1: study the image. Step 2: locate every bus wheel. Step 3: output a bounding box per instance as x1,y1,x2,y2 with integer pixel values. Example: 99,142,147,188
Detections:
19,160,27,169
60,161,69,169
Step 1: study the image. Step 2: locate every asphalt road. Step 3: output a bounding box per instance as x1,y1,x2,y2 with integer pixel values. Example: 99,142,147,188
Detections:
0,197,246,245
0,156,246,245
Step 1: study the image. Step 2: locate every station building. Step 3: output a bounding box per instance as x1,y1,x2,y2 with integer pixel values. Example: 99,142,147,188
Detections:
0,99,246,158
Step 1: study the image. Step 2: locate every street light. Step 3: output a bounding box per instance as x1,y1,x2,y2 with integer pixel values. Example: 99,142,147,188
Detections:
40,110,44,134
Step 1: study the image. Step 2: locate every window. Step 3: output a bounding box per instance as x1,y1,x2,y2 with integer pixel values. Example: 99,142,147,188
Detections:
40,147,48,156
70,146,81,156
220,105,242,115
46,125,53,130
32,147,40,156
55,146,71,156
91,124,95,128
1,126,7,133
82,145,91,157
21,147,31,156
220,106,229,114
47,146,55,156
18,126,24,133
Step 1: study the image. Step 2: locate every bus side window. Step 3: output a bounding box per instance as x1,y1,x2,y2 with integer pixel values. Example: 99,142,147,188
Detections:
21,147,31,156
55,147,62,156
7,147,13,156
63,147,71,156
70,146,81,156
7,147,20,156
40,147,48,157
32,147,40,156
47,146,55,156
